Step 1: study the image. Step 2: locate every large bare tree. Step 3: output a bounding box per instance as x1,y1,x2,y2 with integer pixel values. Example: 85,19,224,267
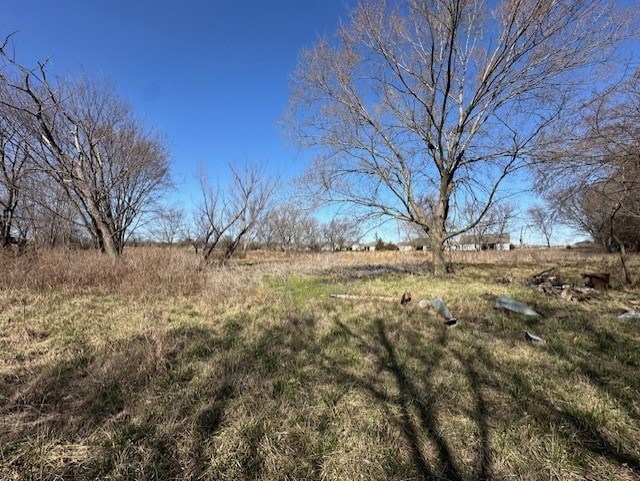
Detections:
0,39,171,258
285,0,633,275
538,68,640,283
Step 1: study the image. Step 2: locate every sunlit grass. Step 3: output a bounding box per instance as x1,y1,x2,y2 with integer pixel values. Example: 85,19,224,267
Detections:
0,247,639,480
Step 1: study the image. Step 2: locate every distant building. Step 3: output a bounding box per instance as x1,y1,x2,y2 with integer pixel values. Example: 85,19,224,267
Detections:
458,233,511,251
363,242,377,252
398,237,430,252
350,242,377,252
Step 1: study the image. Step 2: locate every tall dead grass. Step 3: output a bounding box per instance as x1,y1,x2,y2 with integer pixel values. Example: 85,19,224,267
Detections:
1,245,636,299
0,247,258,304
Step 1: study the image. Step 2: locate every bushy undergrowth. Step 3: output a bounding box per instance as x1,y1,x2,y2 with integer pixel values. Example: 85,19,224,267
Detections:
0,247,638,480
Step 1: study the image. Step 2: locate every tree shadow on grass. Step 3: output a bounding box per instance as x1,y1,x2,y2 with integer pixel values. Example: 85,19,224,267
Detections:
320,313,640,480
2,306,639,480
541,317,640,475
0,324,247,479
320,261,431,281
460,324,640,479
321,318,492,480
0,312,330,480
373,319,466,481
514,372,640,475
551,316,640,423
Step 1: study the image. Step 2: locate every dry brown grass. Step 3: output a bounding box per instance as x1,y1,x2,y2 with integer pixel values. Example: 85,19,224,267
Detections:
1,246,639,480
2,245,634,294
0,246,265,303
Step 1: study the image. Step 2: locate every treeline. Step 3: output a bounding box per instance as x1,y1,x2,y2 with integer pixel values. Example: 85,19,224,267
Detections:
142,205,362,255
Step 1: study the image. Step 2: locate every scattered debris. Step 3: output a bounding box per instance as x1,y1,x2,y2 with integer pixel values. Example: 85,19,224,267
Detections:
431,298,457,324
516,331,546,345
618,310,640,320
559,285,593,302
582,272,610,291
400,290,412,305
417,299,429,309
527,269,594,302
528,267,556,286
495,296,541,317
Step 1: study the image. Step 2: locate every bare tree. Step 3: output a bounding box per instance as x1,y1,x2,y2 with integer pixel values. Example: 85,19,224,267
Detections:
0,38,171,258
262,201,308,253
298,216,321,251
285,0,633,275
457,199,515,247
537,68,640,284
2,77,89,251
579,183,639,249
496,202,516,238
18,177,88,248
260,202,327,252
527,204,556,248
321,217,361,251
1,76,88,251
194,163,277,263
152,206,185,247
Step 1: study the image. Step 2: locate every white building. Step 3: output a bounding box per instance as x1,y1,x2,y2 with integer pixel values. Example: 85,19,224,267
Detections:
458,233,511,251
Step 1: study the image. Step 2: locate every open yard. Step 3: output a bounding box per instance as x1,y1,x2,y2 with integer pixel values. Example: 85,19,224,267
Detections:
1,248,639,480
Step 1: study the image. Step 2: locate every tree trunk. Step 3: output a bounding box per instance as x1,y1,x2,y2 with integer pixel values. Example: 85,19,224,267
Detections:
101,229,119,260
87,210,119,260
430,210,447,277
613,234,633,285
1,191,17,248
430,177,452,276
93,221,119,260
431,233,447,276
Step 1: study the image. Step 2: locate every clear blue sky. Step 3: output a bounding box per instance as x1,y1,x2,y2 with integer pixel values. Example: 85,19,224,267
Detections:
2,1,638,245
2,0,353,201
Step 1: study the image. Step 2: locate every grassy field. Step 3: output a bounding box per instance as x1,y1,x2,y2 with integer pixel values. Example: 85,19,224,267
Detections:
1,247,639,480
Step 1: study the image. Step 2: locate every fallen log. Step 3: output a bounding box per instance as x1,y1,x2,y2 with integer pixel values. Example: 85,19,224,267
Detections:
330,294,396,302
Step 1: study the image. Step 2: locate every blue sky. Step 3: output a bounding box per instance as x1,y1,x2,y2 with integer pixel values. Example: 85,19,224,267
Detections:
2,0,353,201
2,1,638,245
